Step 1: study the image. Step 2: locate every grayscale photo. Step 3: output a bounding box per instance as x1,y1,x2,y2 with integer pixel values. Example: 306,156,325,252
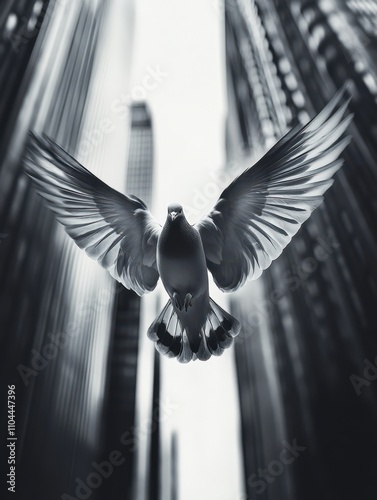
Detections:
0,0,377,499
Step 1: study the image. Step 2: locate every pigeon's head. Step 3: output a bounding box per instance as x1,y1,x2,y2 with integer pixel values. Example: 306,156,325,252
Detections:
167,203,184,222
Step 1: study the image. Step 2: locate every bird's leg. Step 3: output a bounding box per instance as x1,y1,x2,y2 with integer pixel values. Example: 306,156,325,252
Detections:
183,293,193,312
173,292,183,311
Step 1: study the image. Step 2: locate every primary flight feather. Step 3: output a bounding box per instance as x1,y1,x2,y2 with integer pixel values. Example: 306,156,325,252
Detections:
24,86,352,363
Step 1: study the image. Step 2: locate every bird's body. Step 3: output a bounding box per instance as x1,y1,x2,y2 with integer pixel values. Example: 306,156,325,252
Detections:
157,205,208,309
157,204,211,355
23,85,353,363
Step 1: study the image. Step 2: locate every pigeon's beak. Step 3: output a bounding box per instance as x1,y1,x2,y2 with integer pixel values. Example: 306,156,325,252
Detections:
170,211,178,221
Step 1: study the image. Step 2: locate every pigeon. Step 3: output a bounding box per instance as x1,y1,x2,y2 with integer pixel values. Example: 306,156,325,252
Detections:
23,86,352,363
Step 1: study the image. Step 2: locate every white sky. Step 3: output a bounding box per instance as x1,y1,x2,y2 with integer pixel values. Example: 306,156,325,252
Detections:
130,0,228,223
129,1,245,499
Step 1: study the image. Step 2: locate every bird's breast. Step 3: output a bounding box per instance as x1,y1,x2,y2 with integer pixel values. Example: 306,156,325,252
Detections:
157,220,208,293
158,219,204,257
158,221,200,258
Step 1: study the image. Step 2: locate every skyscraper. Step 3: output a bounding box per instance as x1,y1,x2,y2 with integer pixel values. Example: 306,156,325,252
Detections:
224,1,377,499
0,1,142,499
102,102,159,500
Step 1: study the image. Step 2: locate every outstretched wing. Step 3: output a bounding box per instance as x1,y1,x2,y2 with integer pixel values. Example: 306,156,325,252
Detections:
24,134,161,296
196,86,352,292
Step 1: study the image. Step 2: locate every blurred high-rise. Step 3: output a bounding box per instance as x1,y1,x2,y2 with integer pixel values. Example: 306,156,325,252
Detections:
0,1,159,499
103,101,159,500
1,1,377,500
224,1,377,499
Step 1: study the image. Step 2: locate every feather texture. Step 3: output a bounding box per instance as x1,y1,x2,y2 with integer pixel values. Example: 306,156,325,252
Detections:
147,298,240,363
24,134,161,296
196,86,352,292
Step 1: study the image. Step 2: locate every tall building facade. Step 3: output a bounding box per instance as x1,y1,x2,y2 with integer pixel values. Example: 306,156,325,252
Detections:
0,3,112,498
0,2,156,500
102,102,160,500
225,1,377,499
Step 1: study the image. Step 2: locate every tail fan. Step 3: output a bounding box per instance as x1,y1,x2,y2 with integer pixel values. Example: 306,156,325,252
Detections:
147,297,241,363
147,300,194,363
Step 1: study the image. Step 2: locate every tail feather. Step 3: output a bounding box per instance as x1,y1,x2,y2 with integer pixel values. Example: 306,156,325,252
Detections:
147,301,185,359
147,297,241,363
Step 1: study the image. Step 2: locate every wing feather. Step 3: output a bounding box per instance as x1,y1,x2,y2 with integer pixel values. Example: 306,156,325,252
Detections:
196,86,352,291
24,134,161,296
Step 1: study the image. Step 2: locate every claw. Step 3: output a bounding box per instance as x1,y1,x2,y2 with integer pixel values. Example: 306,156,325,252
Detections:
173,292,183,311
184,293,193,312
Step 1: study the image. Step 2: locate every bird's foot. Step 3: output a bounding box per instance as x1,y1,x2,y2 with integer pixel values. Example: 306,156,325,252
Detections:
184,293,193,312
173,292,183,311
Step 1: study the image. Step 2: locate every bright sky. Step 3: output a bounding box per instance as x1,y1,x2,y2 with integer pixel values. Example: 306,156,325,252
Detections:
130,0,228,223
130,1,245,499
